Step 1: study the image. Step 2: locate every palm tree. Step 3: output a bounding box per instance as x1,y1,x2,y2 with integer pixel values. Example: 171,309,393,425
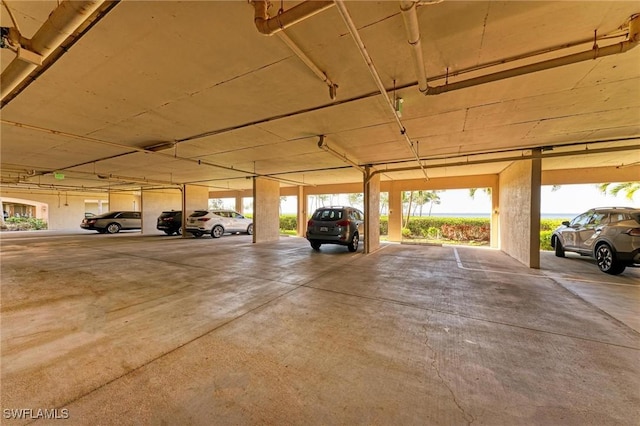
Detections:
597,182,639,201
348,193,363,209
425,191,441,216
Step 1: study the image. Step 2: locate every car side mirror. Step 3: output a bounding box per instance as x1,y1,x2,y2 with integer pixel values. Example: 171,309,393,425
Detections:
562,221,570,226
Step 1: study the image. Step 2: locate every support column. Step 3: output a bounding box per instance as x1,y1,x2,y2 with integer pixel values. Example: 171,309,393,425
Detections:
235,195,244,214
364,167,381,253
491,183,499,248
253,177,280,243
498,150,542,268
296,185,306,237
388,181,402,242
141,188,181,234
183,184,209,238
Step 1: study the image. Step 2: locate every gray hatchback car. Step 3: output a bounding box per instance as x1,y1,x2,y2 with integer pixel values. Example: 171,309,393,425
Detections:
551,207,640,275
306,206,364,252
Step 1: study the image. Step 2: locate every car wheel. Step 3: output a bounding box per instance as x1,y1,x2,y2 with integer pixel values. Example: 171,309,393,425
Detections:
106,223,121,234
348,232,359,252
595,243,625,275
247,224,253,235
177,227,182,236
211,225,224,238
310,241,321,251
554,237,565,258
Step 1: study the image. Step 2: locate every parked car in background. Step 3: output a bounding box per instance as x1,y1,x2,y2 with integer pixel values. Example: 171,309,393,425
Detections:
306,206,364,252
157,210,182,235
80,211,142,234
551,207,640,275
185,209,253,238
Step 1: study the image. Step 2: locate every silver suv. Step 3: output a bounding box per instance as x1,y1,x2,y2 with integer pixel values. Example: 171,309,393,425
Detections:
306,206,364,252
185,209,253,238
551,207,640,275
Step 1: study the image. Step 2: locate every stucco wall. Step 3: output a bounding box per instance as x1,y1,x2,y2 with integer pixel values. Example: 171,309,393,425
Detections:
499,159,541,268
109,192,140,212
141,188,182,234
253,178,280,243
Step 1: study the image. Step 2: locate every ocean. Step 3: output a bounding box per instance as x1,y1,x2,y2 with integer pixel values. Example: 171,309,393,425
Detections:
420,213,575,219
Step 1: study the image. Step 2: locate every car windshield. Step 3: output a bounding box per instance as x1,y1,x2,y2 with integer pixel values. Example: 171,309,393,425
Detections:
312,209,343,221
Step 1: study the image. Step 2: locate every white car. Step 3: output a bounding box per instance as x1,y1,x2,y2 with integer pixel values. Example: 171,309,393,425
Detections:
185,209,253,238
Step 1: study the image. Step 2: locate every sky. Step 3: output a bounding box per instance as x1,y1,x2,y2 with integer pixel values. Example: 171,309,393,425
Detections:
427,184,638,216
272,183,638,217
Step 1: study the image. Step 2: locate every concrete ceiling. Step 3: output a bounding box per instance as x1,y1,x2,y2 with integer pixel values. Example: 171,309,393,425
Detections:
1,1,639,193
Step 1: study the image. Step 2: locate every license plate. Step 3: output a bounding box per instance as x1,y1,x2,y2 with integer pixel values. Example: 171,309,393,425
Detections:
320,226,328,232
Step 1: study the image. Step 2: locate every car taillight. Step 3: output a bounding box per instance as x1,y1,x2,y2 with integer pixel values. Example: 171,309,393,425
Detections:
198,218,210,222
336,220,350,227
626,228,640,236
89,219,96,224
307,220,314,227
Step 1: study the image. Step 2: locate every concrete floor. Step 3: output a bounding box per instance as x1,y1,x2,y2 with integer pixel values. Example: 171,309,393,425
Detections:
1,231,638,425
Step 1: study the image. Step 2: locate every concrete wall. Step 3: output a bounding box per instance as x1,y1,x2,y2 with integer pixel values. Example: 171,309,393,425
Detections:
253,178,280,243
184,185,209,213
141,188,182,234
499,158,541,268
109,192,140,212
388,181,402,242
364,168,380,253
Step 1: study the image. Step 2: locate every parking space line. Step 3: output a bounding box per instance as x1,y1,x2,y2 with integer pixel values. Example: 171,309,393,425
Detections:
454,248,639,287
542,273,639,287
453,247,544,277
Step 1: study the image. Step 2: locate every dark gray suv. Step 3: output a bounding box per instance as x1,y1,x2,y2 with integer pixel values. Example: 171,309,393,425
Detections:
551,207,640,275
306,206,364,252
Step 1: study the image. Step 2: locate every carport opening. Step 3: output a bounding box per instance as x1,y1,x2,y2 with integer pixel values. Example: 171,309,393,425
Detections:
539,182,638,252
399,189,491,246
1,197,48,231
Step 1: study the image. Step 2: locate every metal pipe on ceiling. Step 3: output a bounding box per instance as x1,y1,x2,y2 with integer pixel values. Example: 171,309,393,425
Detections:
425,14,640,96
251,0,334,36
250,1,338,99
0,0,105,102
276,31,338,100
334,0,429,180
317,135,365,173
399,0,429,94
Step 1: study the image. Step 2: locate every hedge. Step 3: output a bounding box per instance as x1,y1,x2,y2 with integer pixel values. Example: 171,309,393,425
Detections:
280,214,569,249
3,217,48,231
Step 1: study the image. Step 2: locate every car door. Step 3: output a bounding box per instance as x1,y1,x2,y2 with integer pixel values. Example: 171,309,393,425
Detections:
578,212,607,252
561,211,593,249
119,212,140,229
228,211,248,232
351,208,364,237
214,211,234,231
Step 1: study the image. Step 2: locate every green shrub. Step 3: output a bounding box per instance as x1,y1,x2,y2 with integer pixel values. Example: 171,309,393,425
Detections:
401,227,412,238
540,218,569,231
4,217,48,231
279,214,297,231
540,230,553,251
